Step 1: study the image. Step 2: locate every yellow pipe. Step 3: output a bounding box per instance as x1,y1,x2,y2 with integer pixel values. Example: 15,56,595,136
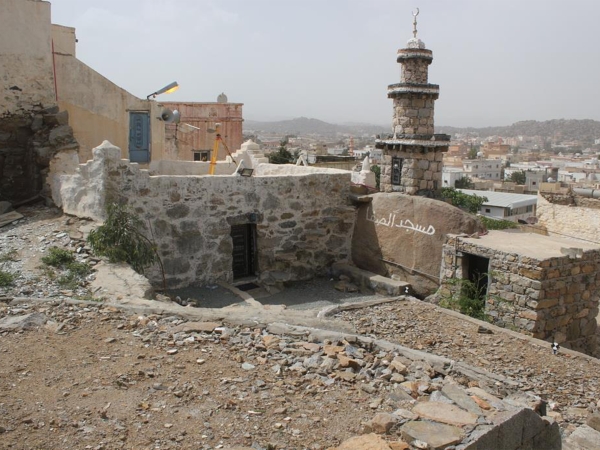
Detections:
209,123,221,175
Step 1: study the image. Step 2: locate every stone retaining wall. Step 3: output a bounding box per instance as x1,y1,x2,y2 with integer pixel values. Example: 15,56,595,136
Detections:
440,235,600,354
537,193,600,243
53,141,356,289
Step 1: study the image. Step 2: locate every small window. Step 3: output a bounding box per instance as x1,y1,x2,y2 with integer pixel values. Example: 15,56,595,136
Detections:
194,151,210,162
391,156,403,185
485,208,491,213
532,181,537,185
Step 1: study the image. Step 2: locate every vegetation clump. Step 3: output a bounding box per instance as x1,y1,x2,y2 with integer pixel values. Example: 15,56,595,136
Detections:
0,270,16,287
440,187,488,214
439,276,489,321
42,246,91,289
87,203,164,288
478,215,519,230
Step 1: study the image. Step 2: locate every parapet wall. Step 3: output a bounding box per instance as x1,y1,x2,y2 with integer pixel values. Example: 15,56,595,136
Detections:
537,193,600,243
441,235,600,355
52,141,355,288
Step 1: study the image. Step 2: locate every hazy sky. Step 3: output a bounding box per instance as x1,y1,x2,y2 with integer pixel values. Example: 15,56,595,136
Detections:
49,0,600,128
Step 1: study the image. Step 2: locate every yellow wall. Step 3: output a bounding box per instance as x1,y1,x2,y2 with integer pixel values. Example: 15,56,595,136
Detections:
1,0,55,112
54,54,165,162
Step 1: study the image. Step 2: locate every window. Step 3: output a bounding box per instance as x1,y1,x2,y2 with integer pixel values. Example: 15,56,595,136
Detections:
526,205,533,212
391,156,403,185
485,208,491,213
194,151,210,162
532,181,537,185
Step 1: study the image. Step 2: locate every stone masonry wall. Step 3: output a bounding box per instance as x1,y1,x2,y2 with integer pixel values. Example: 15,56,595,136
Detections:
392,96,435,135
440,236,600,355
399,58,430,84
54,142,355,289
380,147,445,195
537,193,600,243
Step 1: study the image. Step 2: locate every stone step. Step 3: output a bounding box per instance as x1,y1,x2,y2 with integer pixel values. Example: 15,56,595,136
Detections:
331,262,411,296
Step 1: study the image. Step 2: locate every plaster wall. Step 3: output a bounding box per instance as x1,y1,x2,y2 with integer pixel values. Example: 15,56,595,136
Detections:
53,54,165,163
52,142,355,289
0,0,55,113
51,24,76,57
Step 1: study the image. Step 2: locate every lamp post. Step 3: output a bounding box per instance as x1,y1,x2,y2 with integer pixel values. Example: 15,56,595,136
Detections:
147,81,179,100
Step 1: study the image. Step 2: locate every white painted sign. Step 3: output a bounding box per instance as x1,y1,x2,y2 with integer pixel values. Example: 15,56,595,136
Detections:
366,206,435,236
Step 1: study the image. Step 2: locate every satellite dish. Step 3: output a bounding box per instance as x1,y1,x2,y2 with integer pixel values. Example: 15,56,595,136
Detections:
160,108,180,123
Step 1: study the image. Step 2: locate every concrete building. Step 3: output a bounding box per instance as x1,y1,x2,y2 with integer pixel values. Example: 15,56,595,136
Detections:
462,159,503,180
375,14,450,195
162,98,244,162
458,189,537,222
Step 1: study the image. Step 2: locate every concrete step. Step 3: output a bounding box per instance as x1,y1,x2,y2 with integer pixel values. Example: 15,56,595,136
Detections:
331,262,410,296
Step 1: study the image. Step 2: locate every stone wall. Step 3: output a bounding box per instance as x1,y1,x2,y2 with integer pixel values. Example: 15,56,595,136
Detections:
1,107,78,203
439,235,600,355
399,57,430,84
53,142,355,289
537,193,600,243
380,146,445,195
392,96,435,135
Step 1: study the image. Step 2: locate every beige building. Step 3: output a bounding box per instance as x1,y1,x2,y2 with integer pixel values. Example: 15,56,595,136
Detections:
162,100,243,162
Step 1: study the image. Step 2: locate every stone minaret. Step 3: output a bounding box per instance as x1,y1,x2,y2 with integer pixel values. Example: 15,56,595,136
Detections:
376,9,450,195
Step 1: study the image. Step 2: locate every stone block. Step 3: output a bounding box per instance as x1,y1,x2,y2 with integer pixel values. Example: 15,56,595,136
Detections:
400,421,463,450
412,402,479,426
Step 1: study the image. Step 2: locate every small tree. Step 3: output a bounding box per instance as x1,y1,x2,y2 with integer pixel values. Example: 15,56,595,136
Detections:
269,137,294,164
509,170,526,185
467,145,479,160
454,176,475,189
440,188,488,214
87,203,165,288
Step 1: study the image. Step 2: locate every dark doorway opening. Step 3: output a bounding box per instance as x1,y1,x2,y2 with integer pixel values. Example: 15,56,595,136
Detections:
465,253,489,300
230,224,256,279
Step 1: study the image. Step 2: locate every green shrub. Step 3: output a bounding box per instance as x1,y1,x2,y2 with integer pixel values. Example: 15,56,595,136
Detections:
42,247,75,267
0,270,16,287
87,203,158,275
479,215,519,230
439,276,488,321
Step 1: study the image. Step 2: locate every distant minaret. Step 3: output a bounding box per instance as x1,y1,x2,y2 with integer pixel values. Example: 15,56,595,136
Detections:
376,9,450,195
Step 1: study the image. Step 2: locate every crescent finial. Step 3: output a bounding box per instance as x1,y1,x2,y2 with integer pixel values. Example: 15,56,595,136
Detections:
412,8,419,38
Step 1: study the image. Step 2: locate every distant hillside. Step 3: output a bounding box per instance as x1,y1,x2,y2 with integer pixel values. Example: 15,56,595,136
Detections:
244,117,387,136
244,118,600,143
437,119,600,143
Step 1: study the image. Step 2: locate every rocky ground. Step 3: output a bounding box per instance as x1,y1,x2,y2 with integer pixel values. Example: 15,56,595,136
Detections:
1,205,600,449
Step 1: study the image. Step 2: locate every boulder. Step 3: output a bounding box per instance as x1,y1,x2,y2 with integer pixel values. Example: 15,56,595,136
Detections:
0,313,48,331
352,193,481,296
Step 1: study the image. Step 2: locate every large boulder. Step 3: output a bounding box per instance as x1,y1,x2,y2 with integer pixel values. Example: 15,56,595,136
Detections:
352,193,482,296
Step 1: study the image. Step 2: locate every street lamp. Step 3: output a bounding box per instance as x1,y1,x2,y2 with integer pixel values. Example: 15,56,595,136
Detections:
147,81,179,100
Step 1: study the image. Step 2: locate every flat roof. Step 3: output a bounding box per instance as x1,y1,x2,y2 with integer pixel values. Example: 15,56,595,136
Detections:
459,230,600,259
458,189,537,209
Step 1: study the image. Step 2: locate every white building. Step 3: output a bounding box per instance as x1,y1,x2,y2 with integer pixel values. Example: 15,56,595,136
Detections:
442,167,466,187
458,189,537,223
462,159,503,180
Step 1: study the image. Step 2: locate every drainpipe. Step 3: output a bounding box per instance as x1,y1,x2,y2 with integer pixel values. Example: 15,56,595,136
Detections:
52,39,58,101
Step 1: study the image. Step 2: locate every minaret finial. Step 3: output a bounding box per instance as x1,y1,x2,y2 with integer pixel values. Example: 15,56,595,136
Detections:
412,8,419,38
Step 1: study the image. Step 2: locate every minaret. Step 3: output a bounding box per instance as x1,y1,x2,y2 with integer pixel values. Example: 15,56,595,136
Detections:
376,9,450,195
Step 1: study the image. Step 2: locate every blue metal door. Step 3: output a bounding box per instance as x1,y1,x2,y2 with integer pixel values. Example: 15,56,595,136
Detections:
129,112,150,162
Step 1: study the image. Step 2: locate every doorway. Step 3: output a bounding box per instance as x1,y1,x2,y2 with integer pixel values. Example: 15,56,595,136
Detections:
464,253,489,300
230,224,256,279
129,112,150,162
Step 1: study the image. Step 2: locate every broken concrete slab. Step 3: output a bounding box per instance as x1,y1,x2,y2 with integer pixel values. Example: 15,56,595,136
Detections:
462,408,560,450
0,210,23,228
563,424,600,450
400,420,463,449
0,312,47,331
412,401,479,426
442,383,484,415
90,262,154,301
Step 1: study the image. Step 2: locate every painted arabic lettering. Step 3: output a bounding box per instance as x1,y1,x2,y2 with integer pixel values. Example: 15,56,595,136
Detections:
366,206,435,236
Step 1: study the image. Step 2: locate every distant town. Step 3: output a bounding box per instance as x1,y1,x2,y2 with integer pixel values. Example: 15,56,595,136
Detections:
244,117,600,223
